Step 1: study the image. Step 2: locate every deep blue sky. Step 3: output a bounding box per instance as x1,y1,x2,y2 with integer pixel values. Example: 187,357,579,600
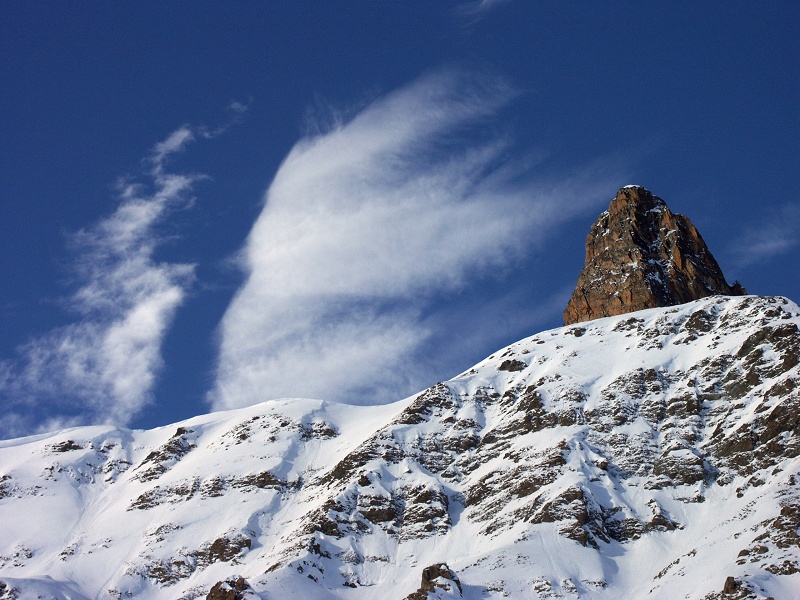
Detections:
1,2,798,436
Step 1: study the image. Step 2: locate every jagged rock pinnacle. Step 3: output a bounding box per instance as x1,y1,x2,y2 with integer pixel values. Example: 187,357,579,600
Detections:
563,186,745,325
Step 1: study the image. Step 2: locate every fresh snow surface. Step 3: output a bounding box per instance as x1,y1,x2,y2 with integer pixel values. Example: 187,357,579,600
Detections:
0,295,799,599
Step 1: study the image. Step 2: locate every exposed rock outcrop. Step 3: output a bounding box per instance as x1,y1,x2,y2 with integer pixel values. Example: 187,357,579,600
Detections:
564,186,745,325
206,577,251,600
0,581,19,600
405,563,462,599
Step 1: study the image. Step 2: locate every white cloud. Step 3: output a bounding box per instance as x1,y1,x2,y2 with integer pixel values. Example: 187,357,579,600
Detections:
733,204,800,267
151,126,194,171
456,0,512,23
198,99,251,139
0,128,200,437
210,70,618,411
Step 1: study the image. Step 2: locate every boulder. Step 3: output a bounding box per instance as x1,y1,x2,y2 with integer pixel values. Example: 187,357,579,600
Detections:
206,577,250,600
405,563,462,599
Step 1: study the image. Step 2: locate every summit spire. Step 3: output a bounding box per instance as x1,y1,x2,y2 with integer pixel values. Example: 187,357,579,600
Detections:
563,186,745,325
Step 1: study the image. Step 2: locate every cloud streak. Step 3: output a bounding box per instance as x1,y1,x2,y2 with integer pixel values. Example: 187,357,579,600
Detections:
0,128,200,438
456,0,512,25
732,204,800,268
210,70,618,411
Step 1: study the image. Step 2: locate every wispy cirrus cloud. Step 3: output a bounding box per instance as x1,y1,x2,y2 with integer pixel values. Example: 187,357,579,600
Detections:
197,99,250,140
0,127,201,438
209,69,620,411
456,0,512,24
732,204,800,267
465,0,511,12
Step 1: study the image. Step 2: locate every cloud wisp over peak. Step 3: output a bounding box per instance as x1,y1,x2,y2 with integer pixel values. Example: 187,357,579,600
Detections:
0,129,201,437
210,70,617,411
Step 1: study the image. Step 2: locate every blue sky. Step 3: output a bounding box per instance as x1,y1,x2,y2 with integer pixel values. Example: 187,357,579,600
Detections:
1,2,798,437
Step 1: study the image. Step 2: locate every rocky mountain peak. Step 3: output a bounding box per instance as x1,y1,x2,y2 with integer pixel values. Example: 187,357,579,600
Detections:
563,185,746,325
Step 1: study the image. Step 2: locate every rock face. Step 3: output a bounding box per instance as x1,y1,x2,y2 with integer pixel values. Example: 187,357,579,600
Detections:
563,186,745,325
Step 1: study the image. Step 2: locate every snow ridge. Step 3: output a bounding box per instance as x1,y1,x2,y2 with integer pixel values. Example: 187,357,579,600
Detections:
1,295,799,599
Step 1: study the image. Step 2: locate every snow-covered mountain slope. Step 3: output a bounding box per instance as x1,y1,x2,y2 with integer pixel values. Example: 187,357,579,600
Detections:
1,295,799,600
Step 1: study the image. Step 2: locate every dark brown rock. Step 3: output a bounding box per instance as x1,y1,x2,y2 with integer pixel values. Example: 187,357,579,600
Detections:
405,563,462,599
498,359,527,372
564,186,745,325
206,577,250,600
48,440,84,453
